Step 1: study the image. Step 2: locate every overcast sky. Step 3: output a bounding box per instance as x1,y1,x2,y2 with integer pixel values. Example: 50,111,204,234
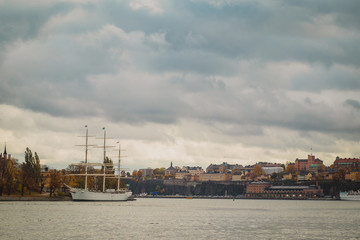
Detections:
1,0,360,170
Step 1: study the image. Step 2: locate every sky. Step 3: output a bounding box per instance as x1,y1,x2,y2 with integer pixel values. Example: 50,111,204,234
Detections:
1,0,360,170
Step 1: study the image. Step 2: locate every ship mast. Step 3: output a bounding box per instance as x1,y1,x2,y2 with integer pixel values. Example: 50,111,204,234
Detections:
116,142,124,191
76,125,95,191
85,126,89,190
95,127,114,192
102,127,106,192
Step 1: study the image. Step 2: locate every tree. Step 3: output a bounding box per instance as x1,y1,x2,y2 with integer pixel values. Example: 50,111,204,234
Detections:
153,168,165,179
21,148,41,195
0,155,6,195
318,164,326,172
137,170,143,178
103,157,114,172
102,157,115,189
285,164,297,175
333,167,346,181
33,152,41,191
0,156,18,196
155,185,161,194
280,164,285,170
49,170,63,197
271,172,278,180
253,165,264,176
4,158,18,195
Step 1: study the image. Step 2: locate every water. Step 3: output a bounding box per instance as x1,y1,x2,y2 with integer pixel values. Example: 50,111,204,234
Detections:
0,199,359,240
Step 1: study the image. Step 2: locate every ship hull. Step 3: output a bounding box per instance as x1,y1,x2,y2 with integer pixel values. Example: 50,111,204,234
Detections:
340,192,360,201
70,189,132,201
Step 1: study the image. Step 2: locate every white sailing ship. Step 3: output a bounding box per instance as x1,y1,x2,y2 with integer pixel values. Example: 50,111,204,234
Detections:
68,126,132,201
340,190,360,201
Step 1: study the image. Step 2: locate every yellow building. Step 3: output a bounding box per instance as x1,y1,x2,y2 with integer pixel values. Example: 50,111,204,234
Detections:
345,171,360,181
175,171,191,180
282,173,293,180
199,173,230,181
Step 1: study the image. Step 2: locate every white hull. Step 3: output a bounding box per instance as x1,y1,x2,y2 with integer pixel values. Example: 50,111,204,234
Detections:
340,192,360,201
70,189,132,201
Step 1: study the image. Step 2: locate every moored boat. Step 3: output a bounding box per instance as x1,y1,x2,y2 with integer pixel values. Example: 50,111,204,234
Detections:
340,191,360,201
70,188,132,201
67,126,132,201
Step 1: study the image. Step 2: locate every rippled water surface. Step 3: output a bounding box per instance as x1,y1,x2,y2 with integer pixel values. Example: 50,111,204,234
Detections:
0,199,359,240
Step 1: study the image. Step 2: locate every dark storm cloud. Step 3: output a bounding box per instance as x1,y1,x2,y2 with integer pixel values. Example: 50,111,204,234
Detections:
0,2,73,44
345,99,360,110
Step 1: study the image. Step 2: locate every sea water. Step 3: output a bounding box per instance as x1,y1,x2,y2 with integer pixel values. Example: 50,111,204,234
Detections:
0,199,359,240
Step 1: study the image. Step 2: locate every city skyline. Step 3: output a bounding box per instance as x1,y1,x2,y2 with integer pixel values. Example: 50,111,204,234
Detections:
0,0,360,170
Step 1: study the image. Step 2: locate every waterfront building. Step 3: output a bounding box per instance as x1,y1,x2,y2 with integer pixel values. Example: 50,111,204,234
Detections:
333,157,360,169
295,155,323,172
40,165,51,192
319,170,337,181
165,162,176,176
231,174,243,181
175,171,191,180
199,173,230,181
181,166,204,176
262,166,283,175
245,182,324,199
282,172,293,180
206,162,243,173
139,168,154,177
345,171,360,181
297,171,313,181
175,166,204,181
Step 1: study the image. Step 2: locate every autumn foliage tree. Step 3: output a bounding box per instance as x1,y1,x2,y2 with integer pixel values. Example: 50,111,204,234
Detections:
21,148,41,195
253,165,264,176
0,156,19,196
333,167,346,181
285,164,297,174
49,170,63,197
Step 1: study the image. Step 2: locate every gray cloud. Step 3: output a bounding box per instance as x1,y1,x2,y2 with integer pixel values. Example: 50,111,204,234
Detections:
0,0,360,168
345,99,360,110
0,2,74,44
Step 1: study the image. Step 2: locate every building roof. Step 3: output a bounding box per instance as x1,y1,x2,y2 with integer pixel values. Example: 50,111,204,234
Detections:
296,159,308,162
166,162,175,171
268,185,317,190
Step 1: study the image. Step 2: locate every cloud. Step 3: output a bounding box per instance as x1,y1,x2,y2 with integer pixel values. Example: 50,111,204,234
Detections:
0,0,360,169
345,99,360,110
129,0,165,15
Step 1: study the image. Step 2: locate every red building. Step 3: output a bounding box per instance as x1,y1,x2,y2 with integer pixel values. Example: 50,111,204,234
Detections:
245,182,323,199
333,157,360,169
295,155,323,172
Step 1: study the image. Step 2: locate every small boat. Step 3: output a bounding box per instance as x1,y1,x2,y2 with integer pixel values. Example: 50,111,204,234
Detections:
68,126,132,201
340,191,360,201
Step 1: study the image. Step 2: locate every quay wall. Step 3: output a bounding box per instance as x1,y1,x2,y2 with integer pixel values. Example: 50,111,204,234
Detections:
124,179,360,197
0,196,71,201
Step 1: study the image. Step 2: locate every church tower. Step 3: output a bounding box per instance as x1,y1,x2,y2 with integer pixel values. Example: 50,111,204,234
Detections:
3,144,7,160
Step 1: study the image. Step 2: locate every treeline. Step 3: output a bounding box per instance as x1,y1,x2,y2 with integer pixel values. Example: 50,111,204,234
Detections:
0,147,63,197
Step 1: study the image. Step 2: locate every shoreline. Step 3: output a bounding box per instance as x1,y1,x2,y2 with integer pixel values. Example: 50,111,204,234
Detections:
136,195,339,201
0,196,72,201
0,195,340,201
